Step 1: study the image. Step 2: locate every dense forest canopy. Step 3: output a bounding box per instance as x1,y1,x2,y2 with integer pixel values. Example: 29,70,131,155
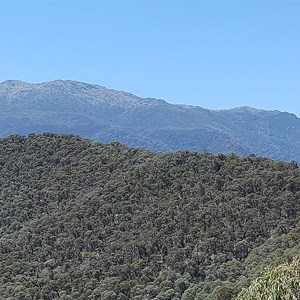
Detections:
0,133,299,299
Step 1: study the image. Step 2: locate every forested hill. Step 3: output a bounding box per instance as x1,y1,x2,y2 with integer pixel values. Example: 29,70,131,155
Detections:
0,133,300,300
1,80,300,162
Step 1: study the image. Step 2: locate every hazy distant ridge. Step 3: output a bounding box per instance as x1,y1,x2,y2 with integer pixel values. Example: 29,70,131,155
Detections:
1,79,300,161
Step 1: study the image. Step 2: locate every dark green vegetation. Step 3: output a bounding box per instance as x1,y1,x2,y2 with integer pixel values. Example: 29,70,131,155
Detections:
0,133,300,299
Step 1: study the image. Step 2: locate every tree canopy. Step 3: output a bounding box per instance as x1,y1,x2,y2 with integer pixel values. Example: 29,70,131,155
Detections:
0,133,299,299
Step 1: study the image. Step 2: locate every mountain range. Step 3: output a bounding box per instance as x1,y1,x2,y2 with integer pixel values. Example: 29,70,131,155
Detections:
1,79,300,162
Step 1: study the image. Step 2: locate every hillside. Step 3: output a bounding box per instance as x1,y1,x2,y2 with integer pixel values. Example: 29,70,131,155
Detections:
1,80,300,162
0,133,300,299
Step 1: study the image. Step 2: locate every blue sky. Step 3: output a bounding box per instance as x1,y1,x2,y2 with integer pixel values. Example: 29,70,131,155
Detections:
1,1,300,116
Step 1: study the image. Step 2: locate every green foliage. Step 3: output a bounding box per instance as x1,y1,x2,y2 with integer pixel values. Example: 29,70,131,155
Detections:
236,256,300,300
0,133,300,299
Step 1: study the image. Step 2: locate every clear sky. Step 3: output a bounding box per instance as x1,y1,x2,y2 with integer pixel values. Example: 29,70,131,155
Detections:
1,1,300,116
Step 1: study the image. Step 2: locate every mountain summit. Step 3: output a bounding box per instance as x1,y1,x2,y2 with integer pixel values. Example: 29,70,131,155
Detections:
0,79,300,161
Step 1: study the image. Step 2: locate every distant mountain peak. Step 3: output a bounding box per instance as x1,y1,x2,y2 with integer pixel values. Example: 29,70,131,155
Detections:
1,80,31,87
0,79,166,109
234,106,262,111
220,106,284,115
0,79,299,162
43,79,97,87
